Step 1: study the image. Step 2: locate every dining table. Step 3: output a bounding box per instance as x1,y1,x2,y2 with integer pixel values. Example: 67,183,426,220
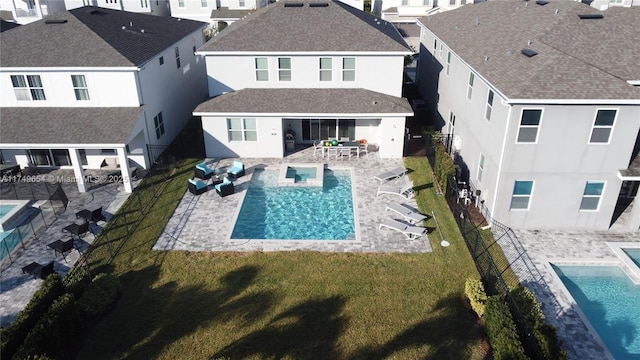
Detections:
319,140,361,158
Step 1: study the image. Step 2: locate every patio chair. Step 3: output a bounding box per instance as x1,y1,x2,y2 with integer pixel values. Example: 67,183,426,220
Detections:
374,167,407,183
215,177,234,197
63,221,90,239
188,178,208,195
386,203,427,224
326,147,339,160
194,162,214,180
47,238,76,261
227,161,245,178
339,146,354,161
313,141,323,157
22,261,56,280
379,218,428,239
377,182,415,199
77,207,106,223
358,140,369,156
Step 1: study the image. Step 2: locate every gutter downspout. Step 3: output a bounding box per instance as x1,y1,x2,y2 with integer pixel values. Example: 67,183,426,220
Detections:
490,101,513,226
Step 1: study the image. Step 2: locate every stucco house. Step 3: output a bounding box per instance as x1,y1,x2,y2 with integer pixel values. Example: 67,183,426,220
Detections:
416,1,640,231
194,0,414,159
0,7,208,193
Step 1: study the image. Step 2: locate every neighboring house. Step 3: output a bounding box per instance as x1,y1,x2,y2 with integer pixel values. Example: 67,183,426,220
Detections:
0,0,65,24
169,0,267,28
0,7,208,193
584,0,640,11
416,1,640,231
194,0,413,159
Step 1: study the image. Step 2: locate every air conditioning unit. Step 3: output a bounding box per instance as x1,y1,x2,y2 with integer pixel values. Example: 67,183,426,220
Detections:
453,135,462,151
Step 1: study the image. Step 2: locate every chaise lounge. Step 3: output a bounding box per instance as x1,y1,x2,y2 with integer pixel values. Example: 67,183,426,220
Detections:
377,182,415,199
374,167,407,183
188,178,208,195
227,161,245,178
47,238,76,261
386,203,427,224
22,261,56,280
379,218,428,239
194,162,215,180
76,207,106,223
215,177,234,197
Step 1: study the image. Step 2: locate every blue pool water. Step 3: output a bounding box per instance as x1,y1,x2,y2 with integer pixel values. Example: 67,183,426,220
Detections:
285,167,317,182
553,265,640,359
231,168,355,240
0,204,16,218
624,249,640,269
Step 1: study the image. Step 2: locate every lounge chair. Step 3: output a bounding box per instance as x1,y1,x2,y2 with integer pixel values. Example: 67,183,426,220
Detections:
379,218,428,239
227,161,245,178
188,178,208,195
47,238,75,261
22,261,56,280
377,182,415,199
76,207,106,223
215,177,234,197
194,162,214,180
63,221,90,239
374,167,407,183
386,203,427,224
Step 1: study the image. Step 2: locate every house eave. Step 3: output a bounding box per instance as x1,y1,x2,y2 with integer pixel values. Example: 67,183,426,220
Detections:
193,112,414,118
196,50,412,56
505,98,640,106
0,143,127,149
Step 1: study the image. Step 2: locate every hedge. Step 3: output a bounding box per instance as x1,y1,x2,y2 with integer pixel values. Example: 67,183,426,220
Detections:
484,295,529,360
465,278,487,318
0,273,65,360
434,143,455,195
76,273,122,324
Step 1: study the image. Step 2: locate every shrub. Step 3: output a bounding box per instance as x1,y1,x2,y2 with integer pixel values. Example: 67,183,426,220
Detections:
0,273,65,360
484,295,529,360
510,286,567,360
15,293,79,360
76,273,122,323
434,143,455,195
465,278,487,318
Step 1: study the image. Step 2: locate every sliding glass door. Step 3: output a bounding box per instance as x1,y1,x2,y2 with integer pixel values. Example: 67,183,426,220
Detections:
301,119,355,142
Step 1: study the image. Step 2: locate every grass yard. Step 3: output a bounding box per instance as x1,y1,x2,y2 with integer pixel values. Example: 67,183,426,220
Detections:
75,157,487,359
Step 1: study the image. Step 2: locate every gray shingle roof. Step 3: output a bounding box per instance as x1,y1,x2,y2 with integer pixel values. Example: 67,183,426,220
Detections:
200,0,411,53
210,7,252,20
194,88,413,114
417,1,640,100
0,107,143,145
0,6,207,68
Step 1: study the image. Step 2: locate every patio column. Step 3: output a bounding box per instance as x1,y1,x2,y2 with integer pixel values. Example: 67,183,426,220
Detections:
117,147,132,193
69,148,87,193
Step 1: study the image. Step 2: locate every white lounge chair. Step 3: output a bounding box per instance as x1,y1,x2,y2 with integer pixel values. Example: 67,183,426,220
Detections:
386,203,427,224
379,218,428,239
374,167,407,183
377,182,415,199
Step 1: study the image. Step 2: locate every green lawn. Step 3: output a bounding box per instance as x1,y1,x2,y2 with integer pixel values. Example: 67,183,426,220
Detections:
75,157,487,360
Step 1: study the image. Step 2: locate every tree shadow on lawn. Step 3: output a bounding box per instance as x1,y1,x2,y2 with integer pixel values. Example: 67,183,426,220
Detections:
79,263,277,359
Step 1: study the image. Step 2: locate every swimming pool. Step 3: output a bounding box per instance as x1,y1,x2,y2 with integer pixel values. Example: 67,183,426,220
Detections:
231,168,355,240
624,249,640,269
0,205,15,218
552,264,640,359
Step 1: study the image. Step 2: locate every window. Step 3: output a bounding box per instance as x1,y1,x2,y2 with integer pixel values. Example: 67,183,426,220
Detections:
485,90,494,121
446,51,451,75
448,111,456,134
423,0,430,5
11,75,46,101
432,39,437,61
517,109,542,143
342,57,355,81
449,0,456,5
154,112,165,140
278,58,291,81
319,57,332,81
71,75,90,101
227,118,257,141
159,56,164,65
589,109,616,144
255,58,269,81
174,47,181,69
477,154,485,183
401,0,408,5
140,0,148,7
201,0,207,6
439,43,443,57
580,181,605,210
467,72,474,100
510,180,533,210
239,0,245,6
178,0,184,7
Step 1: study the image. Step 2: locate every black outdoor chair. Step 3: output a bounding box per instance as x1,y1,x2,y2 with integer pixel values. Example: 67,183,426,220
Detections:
76,207,106,223
63,221,90,239
22,261,55,280
47,238,76,261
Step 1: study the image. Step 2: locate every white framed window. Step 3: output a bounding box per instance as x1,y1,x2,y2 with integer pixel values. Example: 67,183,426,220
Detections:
517,109,542,143
239,0,245,6
477,153,485,183
432,39,437,62
159,56,164,65
449,0,456,4
71,75,90,101
485,89,494,121
342,57,355,81
154,112,165,140
448,110,456,134
401,0,408,5
140,0,148,7
278,58,291,81
178,0,184,7
439,43,443,57
446,51,451,75
227,118,257,141
174,47,181,69
319,57,332,81
423,0,430,5
255,58,269,81
510,180,533,210
589,109,616,144
201,0,207,6
467,72,474,100
580,181,605,211
11,75,46,101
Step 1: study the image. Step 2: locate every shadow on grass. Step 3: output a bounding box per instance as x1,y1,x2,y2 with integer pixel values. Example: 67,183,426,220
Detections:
79,264,277,360
211,295,348,359
348,294,484,360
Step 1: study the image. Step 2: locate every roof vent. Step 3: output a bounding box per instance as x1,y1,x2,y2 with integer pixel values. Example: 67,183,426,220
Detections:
284,2,304,7
309,2,329,7
578,13,603,19
521,48,538,57
44,19,67,24
535,0,549,5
